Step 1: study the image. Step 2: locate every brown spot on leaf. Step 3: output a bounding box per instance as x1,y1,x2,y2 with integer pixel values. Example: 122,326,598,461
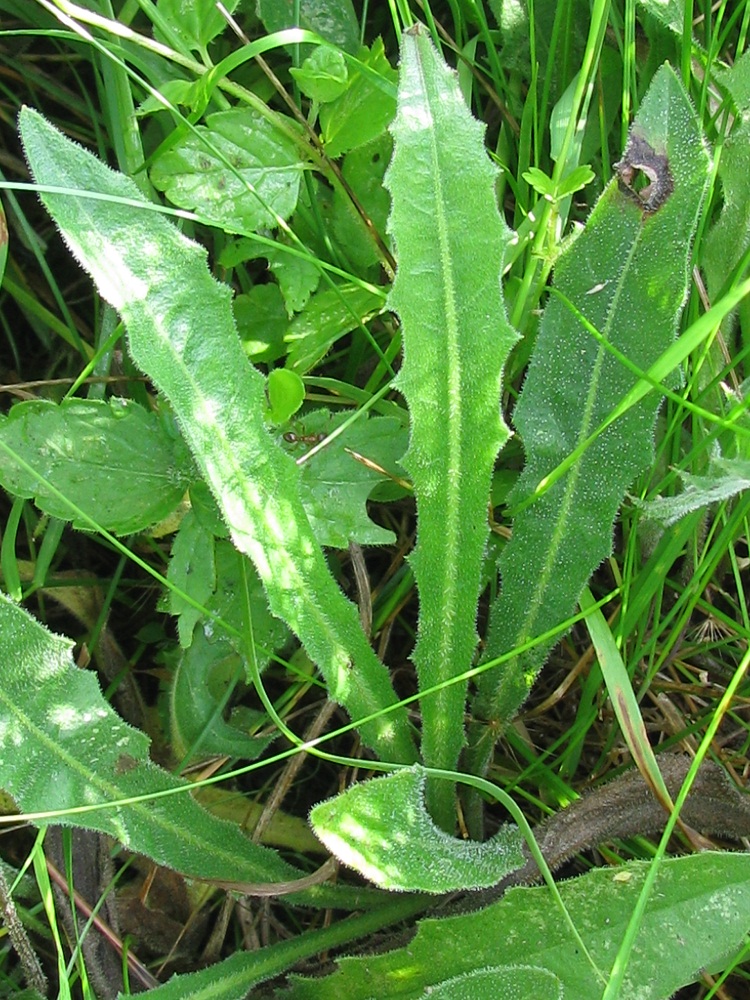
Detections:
115,754,138,775
615,132,673,214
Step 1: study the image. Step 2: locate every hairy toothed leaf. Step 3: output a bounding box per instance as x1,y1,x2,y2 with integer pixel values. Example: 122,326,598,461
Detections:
0,594,308,895
716,47,750,112
385,26,517,825
310,766,524,892
472,65,711,746
275,853,750,999
19,108,415,765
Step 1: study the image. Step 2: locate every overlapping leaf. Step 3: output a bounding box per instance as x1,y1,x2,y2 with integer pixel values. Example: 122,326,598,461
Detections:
275,853,750,998
310,766,524,892
19,107,415,764
150,109,307,233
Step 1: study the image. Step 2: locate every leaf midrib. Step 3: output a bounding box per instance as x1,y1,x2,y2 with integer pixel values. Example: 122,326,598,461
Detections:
513,231,644,649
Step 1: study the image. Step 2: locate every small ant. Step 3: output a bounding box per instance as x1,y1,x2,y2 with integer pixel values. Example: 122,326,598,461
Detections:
282,430,326,447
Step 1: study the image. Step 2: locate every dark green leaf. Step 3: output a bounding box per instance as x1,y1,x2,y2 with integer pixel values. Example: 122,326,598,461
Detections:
0,398,191,534
287,411,408,547
473,65,711,737
150,109,307,233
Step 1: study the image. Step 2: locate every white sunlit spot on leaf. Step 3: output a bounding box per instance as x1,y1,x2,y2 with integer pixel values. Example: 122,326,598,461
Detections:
83,236,147,308
399,99,434,132
47,703,95,731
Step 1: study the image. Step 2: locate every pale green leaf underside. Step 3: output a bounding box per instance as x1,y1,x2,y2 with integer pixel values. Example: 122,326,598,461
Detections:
475,64,711,731
277,853,750,998
0,398,191,534
639,454,750,525
310,766,525,892
385,26,517,818
18,107,415,764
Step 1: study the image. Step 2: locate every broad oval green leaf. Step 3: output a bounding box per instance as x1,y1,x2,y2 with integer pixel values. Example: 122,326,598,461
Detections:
154,0,239,52
150,109,307,233
257,0,360,56
310,766,525,892
0,398,192,534
18,107,416,764
385,25,518,825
